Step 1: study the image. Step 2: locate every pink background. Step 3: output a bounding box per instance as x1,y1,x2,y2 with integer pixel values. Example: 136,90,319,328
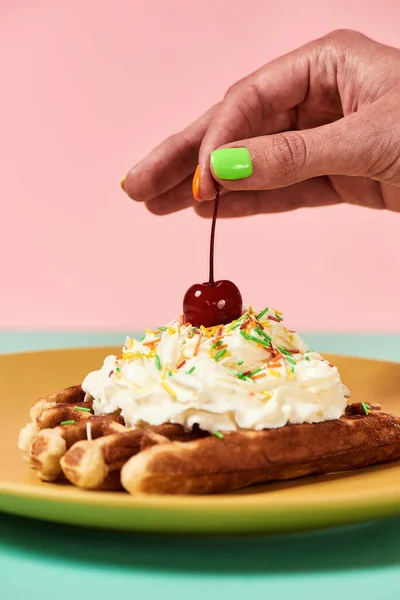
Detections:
2,0,400,333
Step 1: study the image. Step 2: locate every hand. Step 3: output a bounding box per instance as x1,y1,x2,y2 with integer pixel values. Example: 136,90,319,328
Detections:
122,29,400,218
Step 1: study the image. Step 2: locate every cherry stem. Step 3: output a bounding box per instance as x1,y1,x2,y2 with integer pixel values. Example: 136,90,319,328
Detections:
209,184,220,286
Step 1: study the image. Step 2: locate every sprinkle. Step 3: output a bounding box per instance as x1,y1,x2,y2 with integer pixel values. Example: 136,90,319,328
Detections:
109,370,114,377
256,307,269,320
286,367,294,380
212,431,224,439
291,366,295,373
126,337,133,349
155,354,162,370
285,356,297,366
200,325,211,337
168,370,173,377
161,363,169,379
240,330,271,348
267,361,282,368
86,422,92,441
157,326,167,331
193,332,203,356
122,351,144,360
214,348,227,361
74,406,92,412
362,402,371,415
261,391,272,399
216,327,223,336
60,420,75,425
161,381,176,398
177,360,186,369
212,340,223,349
252,373,266,380
145,328,155,335
305,356,311,362
287,349,300,354
268,315,281,323
229,321,242,331
186,366,196,375
143,337,161,346
139,335,146,341
240,319,250,330
254,327,272,342
238,360,244,366
268,370,281,378
248,368,262,377
116,367,121,372
167,327,176,335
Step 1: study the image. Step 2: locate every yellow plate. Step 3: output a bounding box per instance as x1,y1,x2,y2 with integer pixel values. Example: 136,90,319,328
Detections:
1,347,400,535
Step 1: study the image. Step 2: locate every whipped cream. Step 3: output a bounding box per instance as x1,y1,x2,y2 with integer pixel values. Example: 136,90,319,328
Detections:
82,307,350,432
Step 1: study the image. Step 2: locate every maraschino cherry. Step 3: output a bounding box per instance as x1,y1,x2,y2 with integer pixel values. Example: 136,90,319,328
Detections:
183,183,242,328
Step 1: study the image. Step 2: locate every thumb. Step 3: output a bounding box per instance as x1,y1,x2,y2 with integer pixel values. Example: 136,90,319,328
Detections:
209,108,381,191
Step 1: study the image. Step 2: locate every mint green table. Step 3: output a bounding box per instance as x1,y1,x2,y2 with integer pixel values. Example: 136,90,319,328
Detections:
1,332,400,600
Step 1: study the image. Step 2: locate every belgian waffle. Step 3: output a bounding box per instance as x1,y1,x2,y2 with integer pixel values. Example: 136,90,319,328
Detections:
18,386,400,494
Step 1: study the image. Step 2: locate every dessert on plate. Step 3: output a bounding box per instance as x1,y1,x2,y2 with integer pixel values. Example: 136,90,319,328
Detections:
18,306,400,495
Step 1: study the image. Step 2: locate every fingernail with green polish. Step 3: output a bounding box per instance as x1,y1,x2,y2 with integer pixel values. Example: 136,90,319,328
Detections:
210,148,252,180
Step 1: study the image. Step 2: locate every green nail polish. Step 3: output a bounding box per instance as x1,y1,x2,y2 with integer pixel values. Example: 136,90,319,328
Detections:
210,148,252,180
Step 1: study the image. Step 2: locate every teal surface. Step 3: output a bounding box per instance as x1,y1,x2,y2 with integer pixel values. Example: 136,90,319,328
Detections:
1,332,400,600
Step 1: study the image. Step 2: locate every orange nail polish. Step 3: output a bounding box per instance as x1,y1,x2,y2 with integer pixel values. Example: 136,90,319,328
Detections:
120,176,126,190
192,165,202,201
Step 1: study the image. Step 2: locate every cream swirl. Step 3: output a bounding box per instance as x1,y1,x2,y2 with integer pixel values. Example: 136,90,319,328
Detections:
82,307,350,432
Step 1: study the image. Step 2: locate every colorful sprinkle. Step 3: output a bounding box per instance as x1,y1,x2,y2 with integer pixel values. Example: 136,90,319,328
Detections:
193,332,203,356
186,366,196,375
305,356,311,362
212,340,223,349
74,406,92,412
261,390,272,398
268,369,281,378
214,348,228,361
238,360,244,366
155,354,161,370
157,326,167,331
254,327,272,342
161,381,176,398
285,356,297,366
252,373,266,380
362,402,371,415
177,360,186,369
60,420,76,426
212,431,224,439
168,370,173,377
248,368,262,377
268,315,281,323
256,307,269,320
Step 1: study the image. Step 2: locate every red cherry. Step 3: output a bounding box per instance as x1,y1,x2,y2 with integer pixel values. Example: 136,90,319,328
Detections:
183,280,242,328
183,182,243,328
